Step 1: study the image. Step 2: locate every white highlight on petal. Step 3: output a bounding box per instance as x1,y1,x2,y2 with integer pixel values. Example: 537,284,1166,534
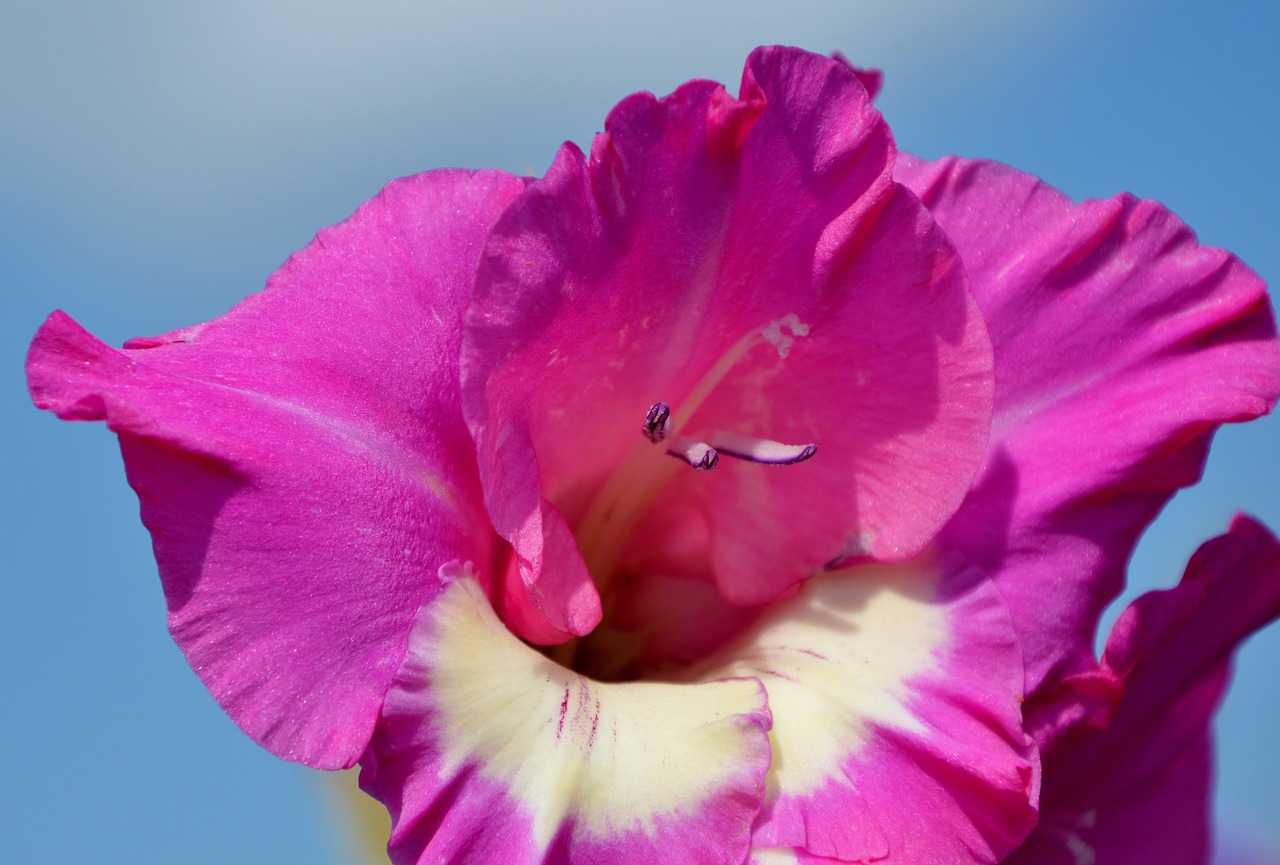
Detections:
692,562,945,798
419,578,770,849
750,848,799,865
1066,835,1097,865
1044,810,1099,865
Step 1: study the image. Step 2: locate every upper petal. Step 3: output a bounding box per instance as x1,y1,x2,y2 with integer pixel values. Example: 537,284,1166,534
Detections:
463,47,993,633
1004,516,1280,865
25,169,529,768
897,155,1280,708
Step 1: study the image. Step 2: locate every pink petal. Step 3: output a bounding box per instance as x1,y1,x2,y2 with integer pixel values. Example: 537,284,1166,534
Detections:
360,573,772,865
693,557,1037,863
463,47,993,635
896,155,1280,716
830,51,883,101
1005,516,1280,865
25,169,529,768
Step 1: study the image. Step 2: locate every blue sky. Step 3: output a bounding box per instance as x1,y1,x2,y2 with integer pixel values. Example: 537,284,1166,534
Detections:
3,1,1278,861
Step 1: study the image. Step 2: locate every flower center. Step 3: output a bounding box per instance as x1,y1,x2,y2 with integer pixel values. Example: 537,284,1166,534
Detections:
555,315,817,678
574,315,815,591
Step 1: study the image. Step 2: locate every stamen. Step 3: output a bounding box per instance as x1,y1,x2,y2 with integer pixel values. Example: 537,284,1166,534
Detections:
643,402,671,443
667,437,720,470
707,431,817,465
576,318,810,602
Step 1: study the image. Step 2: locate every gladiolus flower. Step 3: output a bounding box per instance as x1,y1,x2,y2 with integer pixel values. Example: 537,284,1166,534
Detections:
26,46,1280,864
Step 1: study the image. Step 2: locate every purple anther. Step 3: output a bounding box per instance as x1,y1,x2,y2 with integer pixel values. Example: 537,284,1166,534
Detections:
667,437,719,470
707,431,817,465
643,402,671,443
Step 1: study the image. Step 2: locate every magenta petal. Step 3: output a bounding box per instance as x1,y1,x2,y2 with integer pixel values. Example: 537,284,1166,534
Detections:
361,576,772,865
834,567,1038,864
693,557,1036,863
464,47,993,616
830,51,883,102
897,155,1280,705
26,169,529,768
1005,516,1280,865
